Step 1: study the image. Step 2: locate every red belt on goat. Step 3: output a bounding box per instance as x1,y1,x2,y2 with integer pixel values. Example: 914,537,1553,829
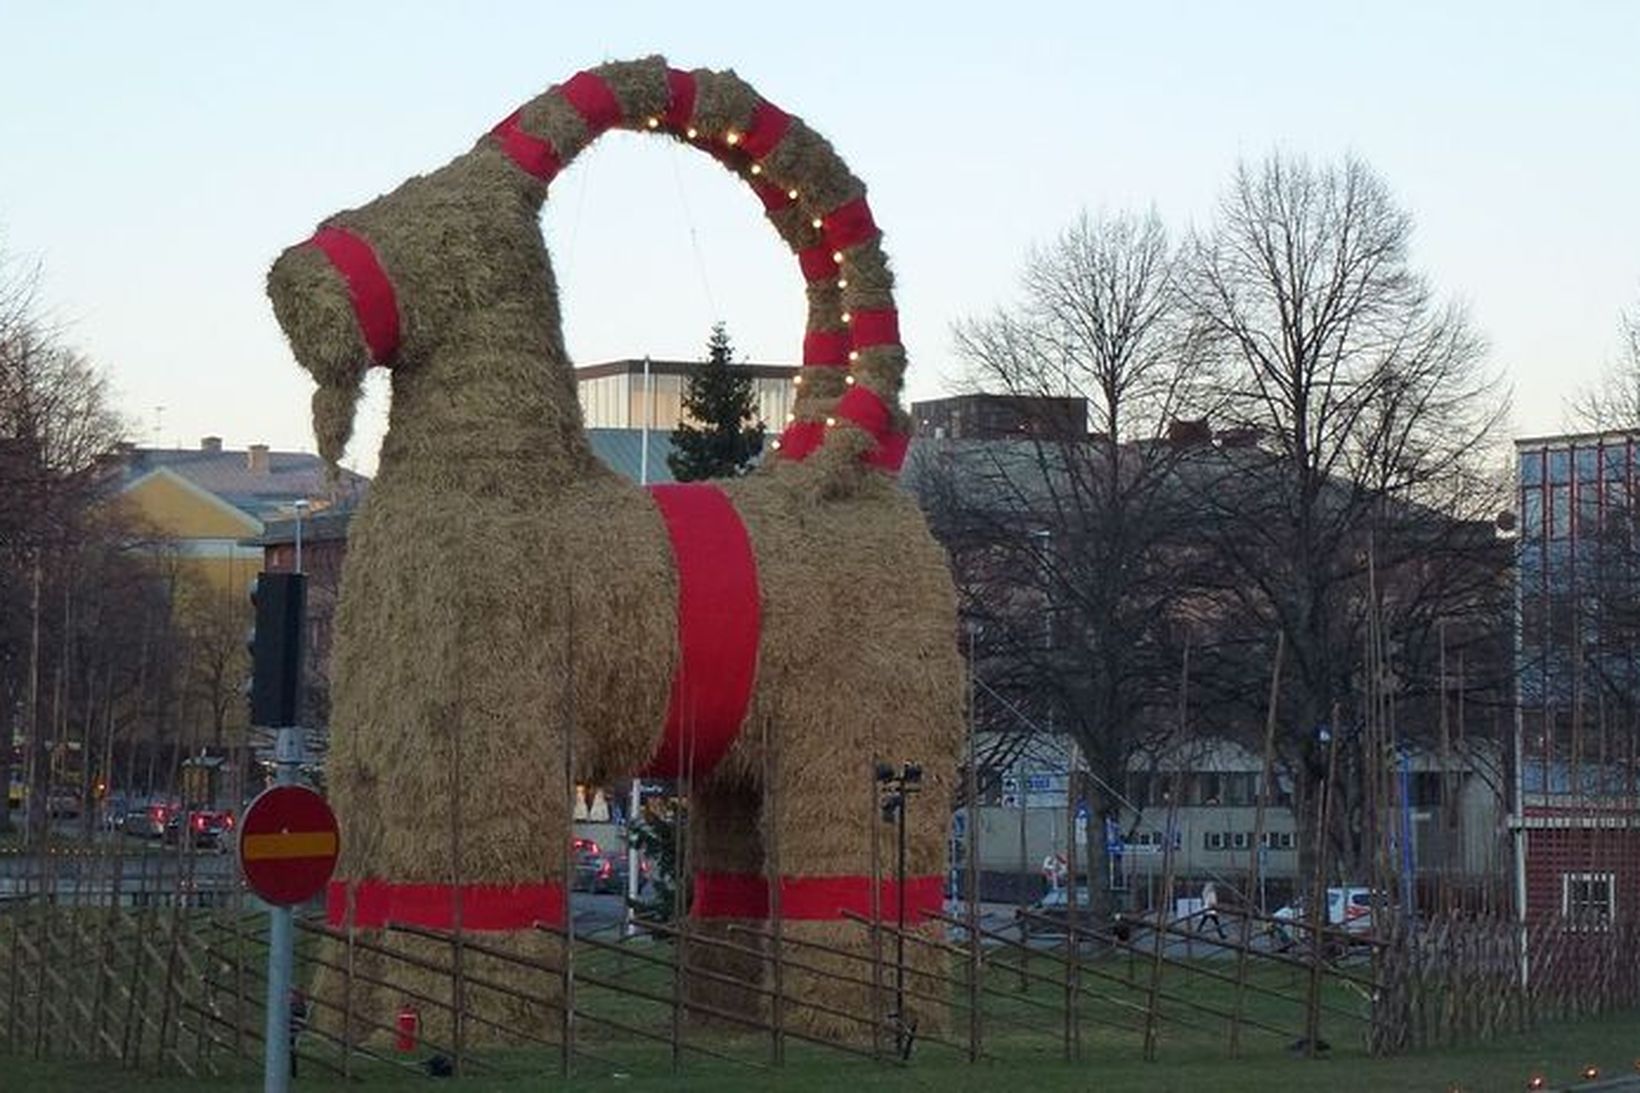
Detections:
639,483,761,780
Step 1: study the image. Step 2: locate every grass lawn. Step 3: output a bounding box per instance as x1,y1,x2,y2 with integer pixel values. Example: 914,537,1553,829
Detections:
7,1001,1639,1092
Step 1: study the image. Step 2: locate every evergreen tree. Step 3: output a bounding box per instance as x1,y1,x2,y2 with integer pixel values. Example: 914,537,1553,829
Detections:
666,323,764,481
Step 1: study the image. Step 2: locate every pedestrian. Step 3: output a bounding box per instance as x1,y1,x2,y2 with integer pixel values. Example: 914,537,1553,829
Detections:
1200,881,1227,939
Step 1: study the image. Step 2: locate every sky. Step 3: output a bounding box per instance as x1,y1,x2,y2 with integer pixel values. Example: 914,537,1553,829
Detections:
1,1,1636,474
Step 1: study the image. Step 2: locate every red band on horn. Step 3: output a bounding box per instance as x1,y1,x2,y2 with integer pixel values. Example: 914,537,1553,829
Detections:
309,226,401,365
802,329,850,367
798,245,838,283
822,197,878,252
752,179,794,213
560,71,622,133
850,309,900,351
739,100,791,159
640,484,761,779
490,109,562,182
664,68,696,130
777,419,825,460
327,879,566,931
835,384,910,472
692,873,945,922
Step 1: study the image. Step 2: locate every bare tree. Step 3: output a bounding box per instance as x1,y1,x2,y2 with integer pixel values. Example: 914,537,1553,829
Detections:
0,245,128,835
1182,153,1510,878
1573,297,1640,430
912,210,1210,914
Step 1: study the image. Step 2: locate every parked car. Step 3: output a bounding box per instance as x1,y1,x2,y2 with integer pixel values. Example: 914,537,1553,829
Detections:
570,837,650,895
1271,886,1381,949
121,801,177,839
163,807,236,851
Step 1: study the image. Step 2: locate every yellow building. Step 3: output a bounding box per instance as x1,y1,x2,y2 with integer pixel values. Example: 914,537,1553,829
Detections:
117,436,367,594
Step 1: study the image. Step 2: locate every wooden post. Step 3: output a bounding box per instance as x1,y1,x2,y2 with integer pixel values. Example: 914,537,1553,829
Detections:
451,672,468,1077
1232,633,1282,1057
560,597,577,1080
1302,705,1340,1059
763,714,786,1067
965,627,982,1064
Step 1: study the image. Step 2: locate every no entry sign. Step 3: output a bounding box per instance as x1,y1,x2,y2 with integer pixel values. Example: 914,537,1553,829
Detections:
239,785,339,906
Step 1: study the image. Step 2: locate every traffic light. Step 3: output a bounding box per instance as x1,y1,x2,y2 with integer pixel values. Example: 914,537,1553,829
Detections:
249,571,307,727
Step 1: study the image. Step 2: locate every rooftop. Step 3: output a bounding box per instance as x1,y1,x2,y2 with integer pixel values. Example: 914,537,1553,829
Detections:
118,437,368,521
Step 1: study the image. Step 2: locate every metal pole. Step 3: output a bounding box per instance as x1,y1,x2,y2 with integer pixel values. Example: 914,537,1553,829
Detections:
895,784,907,1039
627,360,650,940
293,501,308,576
263,726,300,1093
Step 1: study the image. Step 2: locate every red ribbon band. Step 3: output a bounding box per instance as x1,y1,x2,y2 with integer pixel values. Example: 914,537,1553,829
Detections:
777,419,825,460
821,197,878,252
738,100,791,160
326,878,566,931
798,245,838,283
849,308,900,351
308,226,401,366
560,71,622,133
663,69,696,131
640,484,761,779
835,385,910,473
692,872,945,922
490,109,563,183
802,329,850,367
752,179,794,213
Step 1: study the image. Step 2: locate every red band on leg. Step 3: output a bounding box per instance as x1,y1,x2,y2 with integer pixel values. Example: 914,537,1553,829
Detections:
490,109,563,182
821,197,879,252
560,71,622,133
326,879,567,931
664,69,696,130
308,226,401,365
640,484,761,779
692,873,946,922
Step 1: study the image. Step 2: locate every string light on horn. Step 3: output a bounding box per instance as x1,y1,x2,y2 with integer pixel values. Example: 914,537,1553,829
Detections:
750,163,762,175
792,374,804,386
646,116,660,129
841,312,852,323
832,251,844,264
838,278,848,289
811,217,823,230
724,130,741,145
770,438,781,451
787,188,799,200
686,127,699,139
825,417,837,427
849,350,860,362
845,375,856,385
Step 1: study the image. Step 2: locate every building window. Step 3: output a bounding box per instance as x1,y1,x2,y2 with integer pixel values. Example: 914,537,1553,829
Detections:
1259,831,1295,850
1204,831,1226,851
1548,449,1570,485
1224,772,1256,806
1230,831,1250,850
1576,446,1600,482
1520,449,1543,486
1561,872,1615,928
1603,444,1627,481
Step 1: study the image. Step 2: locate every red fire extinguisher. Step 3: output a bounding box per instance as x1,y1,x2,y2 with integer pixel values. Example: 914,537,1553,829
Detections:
395,1004,419,1053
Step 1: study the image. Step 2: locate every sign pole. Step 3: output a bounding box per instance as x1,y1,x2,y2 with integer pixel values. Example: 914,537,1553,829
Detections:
264,726,301,1093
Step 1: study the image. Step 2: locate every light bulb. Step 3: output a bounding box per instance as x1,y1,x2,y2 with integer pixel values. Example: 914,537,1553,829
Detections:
842,312,852,323
811,217,823,230
825,417,837,427
845,375,857,385
849,350,860,362
792,374,804,386
832,251,844,264
838,279,848,289
725,131,741,145
786,413,796,423
787,188,799,200
750,163,762,175
686,127,699,139
646,117,660,129
770,438,782,450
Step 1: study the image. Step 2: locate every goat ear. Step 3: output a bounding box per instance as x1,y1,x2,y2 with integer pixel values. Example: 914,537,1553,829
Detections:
312,382,362,470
